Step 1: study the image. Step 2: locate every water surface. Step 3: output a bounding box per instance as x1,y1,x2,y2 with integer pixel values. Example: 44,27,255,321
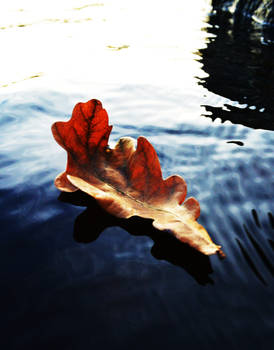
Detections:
0,1,273,349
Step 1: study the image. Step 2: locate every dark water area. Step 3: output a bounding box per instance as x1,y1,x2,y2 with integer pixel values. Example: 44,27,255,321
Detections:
1,6,274,350
212,0,274,26
197,10,274,130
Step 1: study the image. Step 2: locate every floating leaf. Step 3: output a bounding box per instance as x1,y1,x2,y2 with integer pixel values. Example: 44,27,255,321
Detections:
52,99,225,257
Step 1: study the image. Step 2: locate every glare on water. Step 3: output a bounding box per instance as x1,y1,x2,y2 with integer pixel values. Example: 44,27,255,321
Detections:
0,0,212,88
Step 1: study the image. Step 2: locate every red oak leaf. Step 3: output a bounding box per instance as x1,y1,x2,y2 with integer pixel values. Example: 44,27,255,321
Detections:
52,99,225,257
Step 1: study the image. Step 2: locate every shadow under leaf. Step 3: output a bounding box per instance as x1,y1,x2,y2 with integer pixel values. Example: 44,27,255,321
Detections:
58,191,214,285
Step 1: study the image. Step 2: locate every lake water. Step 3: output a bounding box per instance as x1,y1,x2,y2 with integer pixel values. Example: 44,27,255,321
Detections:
0,1,273,349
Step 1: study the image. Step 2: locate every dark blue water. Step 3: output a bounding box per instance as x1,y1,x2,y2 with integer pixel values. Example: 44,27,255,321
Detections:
1,6,274,350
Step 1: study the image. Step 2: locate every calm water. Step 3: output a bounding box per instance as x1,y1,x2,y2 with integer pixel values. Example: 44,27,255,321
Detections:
0,1,274,349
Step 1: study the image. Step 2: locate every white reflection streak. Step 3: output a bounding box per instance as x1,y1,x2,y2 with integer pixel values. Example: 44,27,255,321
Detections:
0,0,212,88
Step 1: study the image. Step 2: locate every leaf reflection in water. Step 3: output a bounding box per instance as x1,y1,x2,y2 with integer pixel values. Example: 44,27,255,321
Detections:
59,190,214,285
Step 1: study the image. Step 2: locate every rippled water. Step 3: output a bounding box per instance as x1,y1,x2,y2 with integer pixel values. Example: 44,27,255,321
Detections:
1,1,274,349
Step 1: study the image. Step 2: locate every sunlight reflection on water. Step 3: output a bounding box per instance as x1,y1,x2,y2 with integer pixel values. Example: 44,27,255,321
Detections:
1,0,212,89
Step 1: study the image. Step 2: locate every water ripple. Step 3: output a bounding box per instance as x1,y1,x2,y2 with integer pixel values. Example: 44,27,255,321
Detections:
0,85,273,348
